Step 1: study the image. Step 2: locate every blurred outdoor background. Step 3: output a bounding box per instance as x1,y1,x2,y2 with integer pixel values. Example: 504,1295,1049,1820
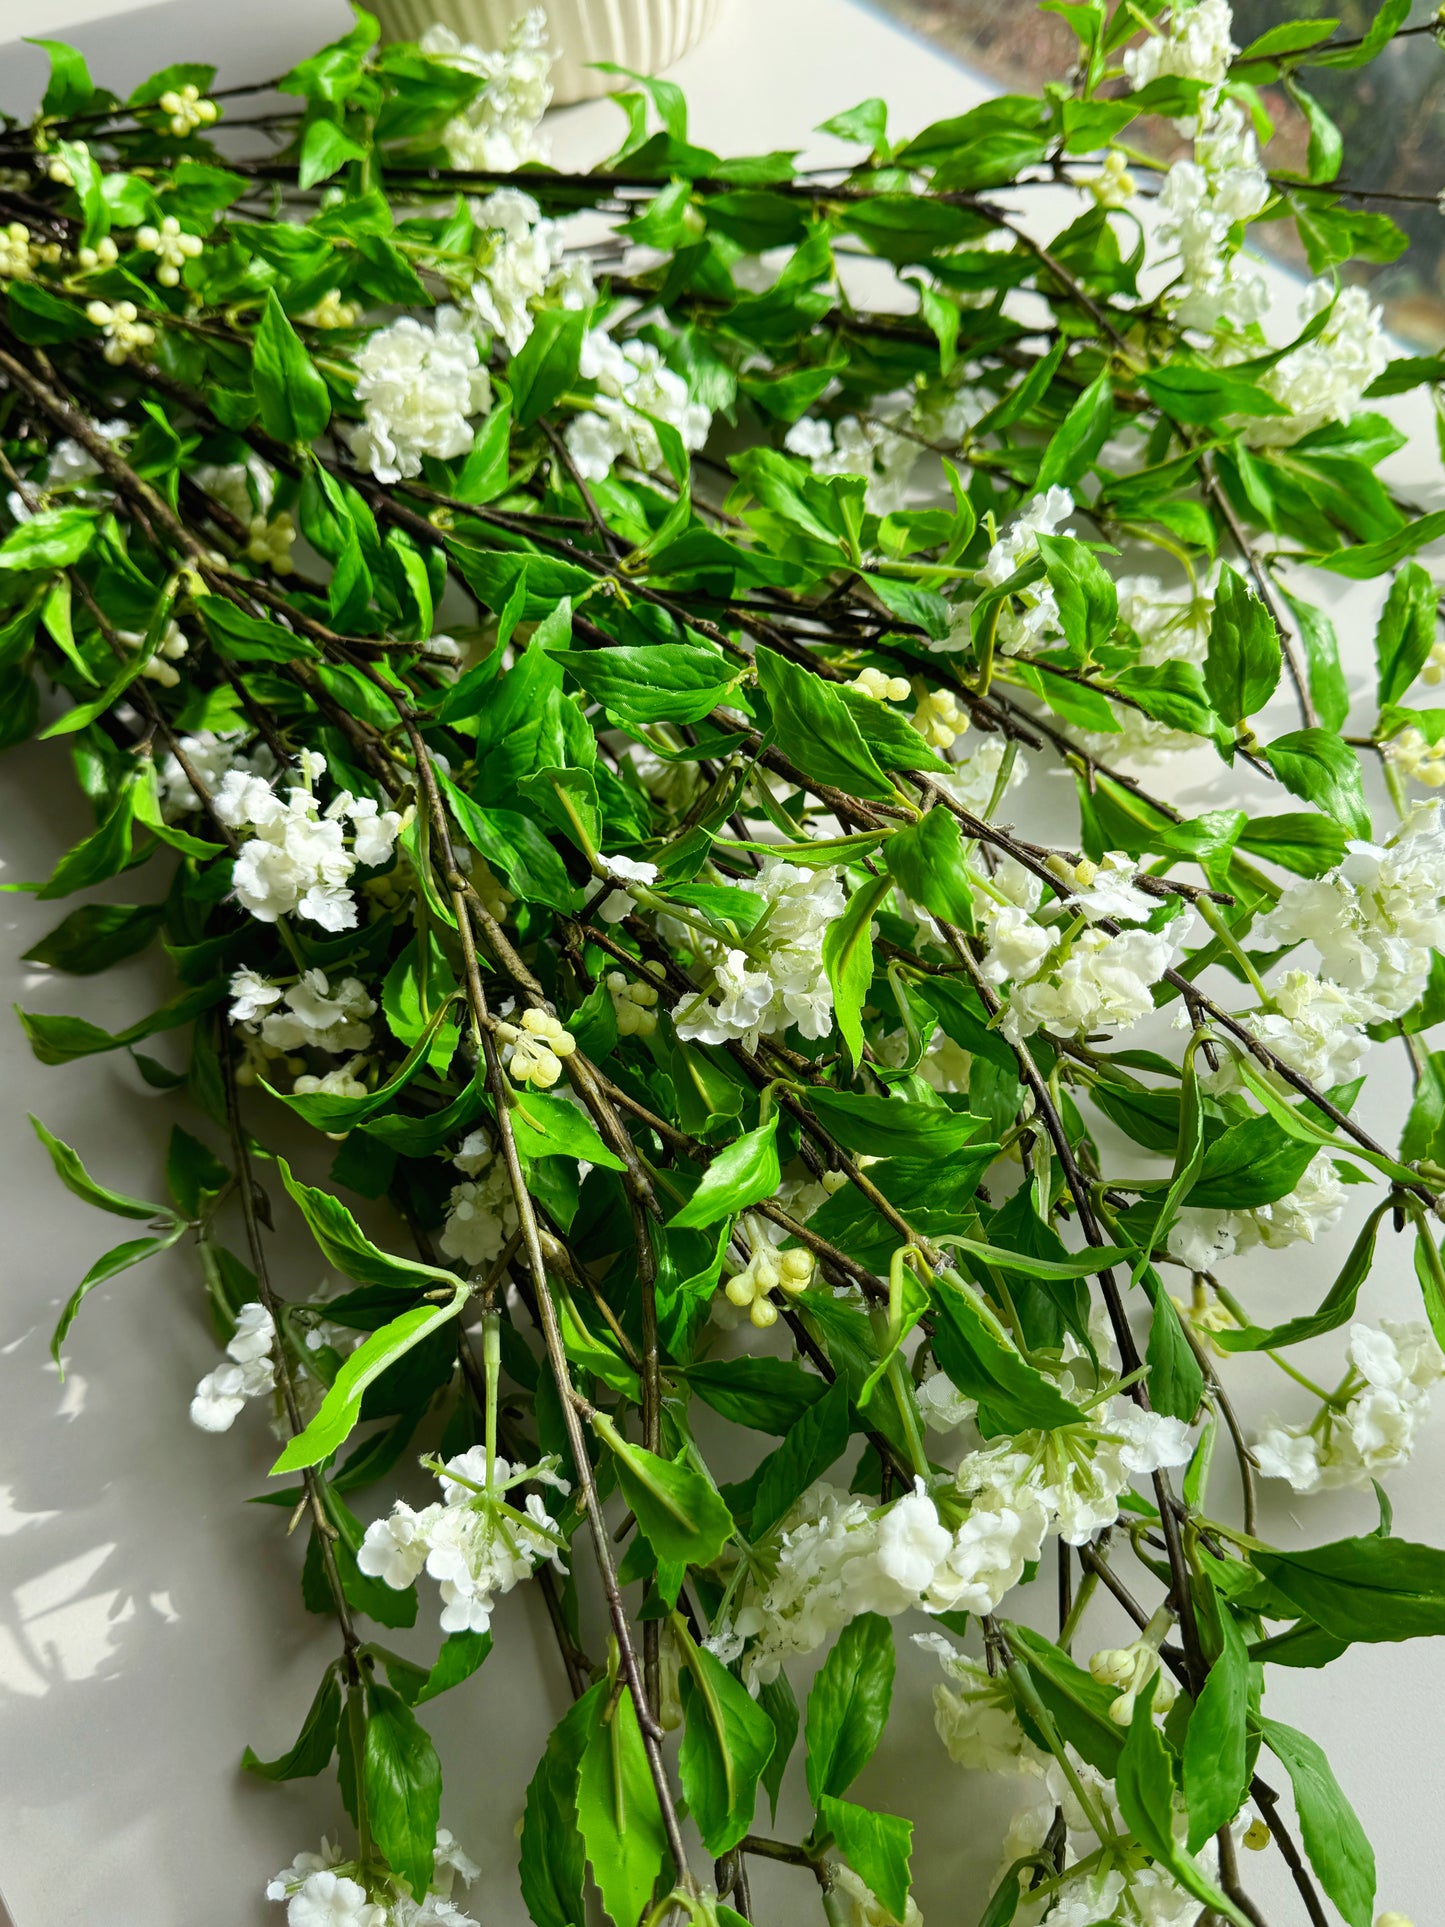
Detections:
875,0,1445,344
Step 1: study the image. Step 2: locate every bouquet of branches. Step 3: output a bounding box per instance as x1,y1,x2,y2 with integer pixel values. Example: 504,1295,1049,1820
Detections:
4,2,1443,1922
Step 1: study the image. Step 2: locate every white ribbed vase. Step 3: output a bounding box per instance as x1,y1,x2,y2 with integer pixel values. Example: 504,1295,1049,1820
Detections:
372,0,726,103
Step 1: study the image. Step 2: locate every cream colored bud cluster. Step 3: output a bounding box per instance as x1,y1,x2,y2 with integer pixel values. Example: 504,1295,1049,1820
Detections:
299,289,359,330
501,1009,576,1088
913,686,967,750
76,236,119,272
850,665,911,703
130,619,189,687
724,1214,817,1328
135,215,204,288
607,969,660,1038
44,153,74,186
86,299,156,365
1090,150,1137,208
159,84,219,137
1089,1639,1179,1726
1387,727,1445,789
0,223,35,279
247,510,296,574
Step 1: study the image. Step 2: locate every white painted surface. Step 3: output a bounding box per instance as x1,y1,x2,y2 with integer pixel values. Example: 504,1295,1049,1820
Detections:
0,0,1441,1921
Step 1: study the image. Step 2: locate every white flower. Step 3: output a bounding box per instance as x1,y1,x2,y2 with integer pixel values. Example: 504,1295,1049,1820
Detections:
233,968,376,1055
349,308,492,482
676,858,847,1049
189,1303,276,1432
439,1160,519,1266
782,411,922,514
468,187,592,354
711,1481,874,1686
154,727,265,816
827,1863,923,1927
1167,1207,1239,1272
1107,1405,1194,1475
1002,924,1182,1043
564,328,711,482
1052,851,1156,925
287,1871,386,1927
1155,101,1270,334
1236,972,1375,1090
596,853,660,922
947,487,1075,658
422,12,553,173
1245,283,1389,449
1253,1424,1322,1493
857,1480,954,1609
228,967,284,1025
915,1370,978,1432
925,1485,1050,1612
214,759,400,931
915,1633,1044,1774
1124,0,1237,89
361,1450,569,1636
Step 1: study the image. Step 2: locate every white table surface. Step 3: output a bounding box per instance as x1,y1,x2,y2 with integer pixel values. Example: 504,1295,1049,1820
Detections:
1,1,1442,1921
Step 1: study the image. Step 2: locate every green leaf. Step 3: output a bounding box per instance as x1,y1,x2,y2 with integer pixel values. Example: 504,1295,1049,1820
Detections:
1281,588,1349,733
552,643,737,726
1251,1535,1445,1643
678,1637,776,1855
1115,1679,1248,1926
669,1114,780,1229
1214,1205,1386,1352
29,36,94,115
22,903,165,975
51,1227,187,1364
799,1088,986,1160
1141,364,1289,425
197,597,319,662
243,1666,341,1780
1258,1718,1376,1927
929,1275,1083,1436
822,872,892,1067
1373,561,1436,706
818,1797,913,1921
272,1289,469,1471
363,1683,442,1900
1146,1288,1205,1424
683,1356,826,1434
1263,728,1369,839
596,1416,734,1567
412,1628,492,1703
576,1678,668,1925
1003,1624,1123,1776
513,1090,626,1172
1204,564,1281,726
1312,510,1445,578
520,1697,590,1927
165,1125,229,1218
1036,531,1119,656
0,506,96,573
729,1375,852,1538
253,289,331,444
276,1158,463,1292
1183,1594,1251,1850
755,647,897,802
1036,369,1114,492
298,114,368,189
511,307,586,426
885,807,975,933
30,1115,172,1221
805,1613,894,1803
1113,660,1218,739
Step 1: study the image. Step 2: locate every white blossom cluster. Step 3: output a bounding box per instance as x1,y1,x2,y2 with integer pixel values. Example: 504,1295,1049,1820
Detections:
931,486,1077,658
711,1395,1189,1689
154,725,275,816
675,856,847,1050
439,1130,519,1266
1074,575,1214,763
267,1831,480,1927
1123,0,1237,92
1155,99,1270,335
349,307,493,483
784,412,922,515
420,11,552,172
213,749,403,932
1243,281,1389,448
1254,1320,1445,1493
190,1302,277,1432
564,328,711,483
466,188,595,355
1229,805,1445,1086
229,966,376,1055
1169,1150,1348,1271
359,1447,568,1634
978,853,1188,1045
